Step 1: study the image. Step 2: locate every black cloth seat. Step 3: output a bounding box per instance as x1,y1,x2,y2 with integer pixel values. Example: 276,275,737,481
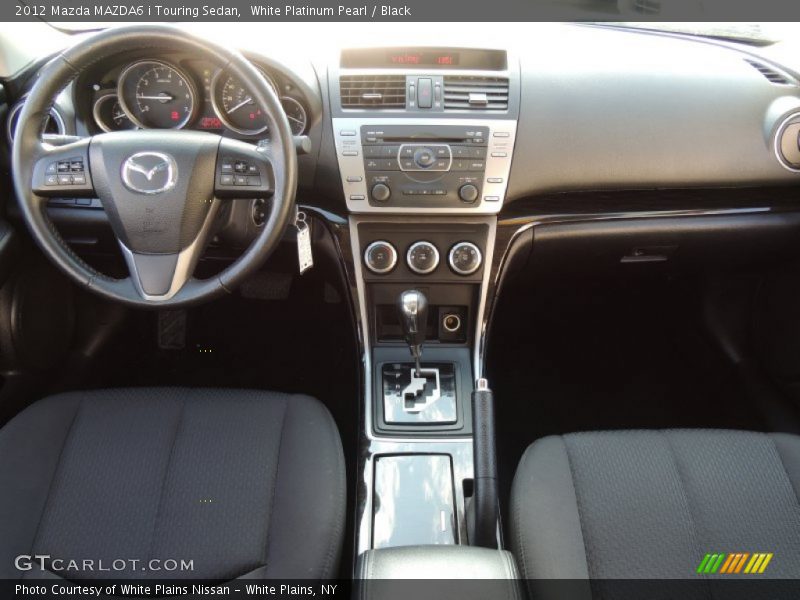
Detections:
0,388,346,580
511,429,800,580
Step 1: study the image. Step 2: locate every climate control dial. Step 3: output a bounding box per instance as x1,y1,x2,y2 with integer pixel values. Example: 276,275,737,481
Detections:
448,242,483,276
406,241,440,275
364,241,398,274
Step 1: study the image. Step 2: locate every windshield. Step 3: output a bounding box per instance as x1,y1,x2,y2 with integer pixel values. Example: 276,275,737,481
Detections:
599,23,795,44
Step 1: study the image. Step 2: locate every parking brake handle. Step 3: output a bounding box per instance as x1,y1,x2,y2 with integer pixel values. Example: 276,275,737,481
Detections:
472,378,499,548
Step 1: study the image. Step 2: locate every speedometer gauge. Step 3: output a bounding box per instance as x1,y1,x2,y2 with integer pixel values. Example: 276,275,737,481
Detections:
118,60,197,129
211,70,278,135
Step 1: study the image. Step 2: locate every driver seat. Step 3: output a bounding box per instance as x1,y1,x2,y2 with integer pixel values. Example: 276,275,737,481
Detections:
0,388,345,580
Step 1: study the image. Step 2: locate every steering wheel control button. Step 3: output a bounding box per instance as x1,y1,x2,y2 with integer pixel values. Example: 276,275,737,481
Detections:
407,241,440,275
218,156,264,188
459,184,479,203
45,158,87,186
365,241,398,275
371,183,392,203
449,242,483,276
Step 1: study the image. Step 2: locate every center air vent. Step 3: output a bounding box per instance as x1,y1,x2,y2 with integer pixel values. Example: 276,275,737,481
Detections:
340,75,406,109
443,76,509,111
744,59,795,86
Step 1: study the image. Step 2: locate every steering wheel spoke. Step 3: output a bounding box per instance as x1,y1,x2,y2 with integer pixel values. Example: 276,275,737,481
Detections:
31,137,95,198
121,247,195,300
215,137,274,199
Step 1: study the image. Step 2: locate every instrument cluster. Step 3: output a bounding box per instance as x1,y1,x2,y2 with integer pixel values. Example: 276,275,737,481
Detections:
87,57,308,138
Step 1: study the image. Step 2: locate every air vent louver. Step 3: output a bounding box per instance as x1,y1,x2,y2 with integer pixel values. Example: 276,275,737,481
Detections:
340,75,406,109
443,76,509,111
744,59,794,86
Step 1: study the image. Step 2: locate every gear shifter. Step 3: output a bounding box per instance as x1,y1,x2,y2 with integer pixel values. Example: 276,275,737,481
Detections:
398,289,428,376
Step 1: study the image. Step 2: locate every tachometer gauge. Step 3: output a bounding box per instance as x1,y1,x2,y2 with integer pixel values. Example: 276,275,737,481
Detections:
211,70,278,135
280,96,307,135
92,94,136,132
118,60,196,129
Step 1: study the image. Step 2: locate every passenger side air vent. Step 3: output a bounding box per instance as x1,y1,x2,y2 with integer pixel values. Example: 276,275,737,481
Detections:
443,76,509,111
744,59,795,86
340,75,406,109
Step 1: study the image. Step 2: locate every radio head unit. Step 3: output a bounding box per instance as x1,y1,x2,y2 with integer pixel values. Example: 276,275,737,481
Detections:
334,119,516,214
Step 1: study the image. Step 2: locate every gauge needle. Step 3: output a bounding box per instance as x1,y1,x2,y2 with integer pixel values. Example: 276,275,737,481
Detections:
137,93,175,101
227,96,253,114
286,115,303,125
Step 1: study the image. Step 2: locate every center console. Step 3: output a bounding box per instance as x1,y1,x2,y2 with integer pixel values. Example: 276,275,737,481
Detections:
330,46,519,564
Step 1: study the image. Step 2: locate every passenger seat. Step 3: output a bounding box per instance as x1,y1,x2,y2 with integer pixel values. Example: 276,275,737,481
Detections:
510,430,800,579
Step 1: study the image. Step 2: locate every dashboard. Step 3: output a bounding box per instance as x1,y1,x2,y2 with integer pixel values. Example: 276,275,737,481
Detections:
3,23,800,226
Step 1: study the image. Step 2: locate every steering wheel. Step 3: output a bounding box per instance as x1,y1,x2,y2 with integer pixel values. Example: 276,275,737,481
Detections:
11,25,297,307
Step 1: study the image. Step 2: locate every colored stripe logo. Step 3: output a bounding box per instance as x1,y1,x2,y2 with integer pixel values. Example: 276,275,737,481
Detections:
696,553,773,574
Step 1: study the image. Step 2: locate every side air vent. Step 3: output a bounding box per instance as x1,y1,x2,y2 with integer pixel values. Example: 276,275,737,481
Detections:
340,75,406,109
443,76,509,111
744,59,795,86
6,97,65,143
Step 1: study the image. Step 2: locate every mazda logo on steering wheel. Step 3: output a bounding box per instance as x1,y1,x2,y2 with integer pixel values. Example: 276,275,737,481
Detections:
121,151,178,194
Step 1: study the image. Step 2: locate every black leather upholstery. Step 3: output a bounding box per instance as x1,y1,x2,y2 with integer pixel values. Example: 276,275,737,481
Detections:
0,388,346,580
511,430,800,580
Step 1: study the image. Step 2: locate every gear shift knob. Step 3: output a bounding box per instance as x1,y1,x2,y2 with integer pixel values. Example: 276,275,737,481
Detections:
398,289,428,374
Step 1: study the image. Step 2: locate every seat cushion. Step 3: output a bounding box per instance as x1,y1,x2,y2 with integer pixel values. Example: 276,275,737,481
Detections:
511,429,800,580
0,388,346,580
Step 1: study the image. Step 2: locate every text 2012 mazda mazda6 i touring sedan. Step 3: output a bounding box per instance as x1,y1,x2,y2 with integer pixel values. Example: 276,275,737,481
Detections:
0,20,799,600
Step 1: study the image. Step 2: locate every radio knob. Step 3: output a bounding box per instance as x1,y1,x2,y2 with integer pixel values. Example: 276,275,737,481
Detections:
371,183,391,203
459,184,479,203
